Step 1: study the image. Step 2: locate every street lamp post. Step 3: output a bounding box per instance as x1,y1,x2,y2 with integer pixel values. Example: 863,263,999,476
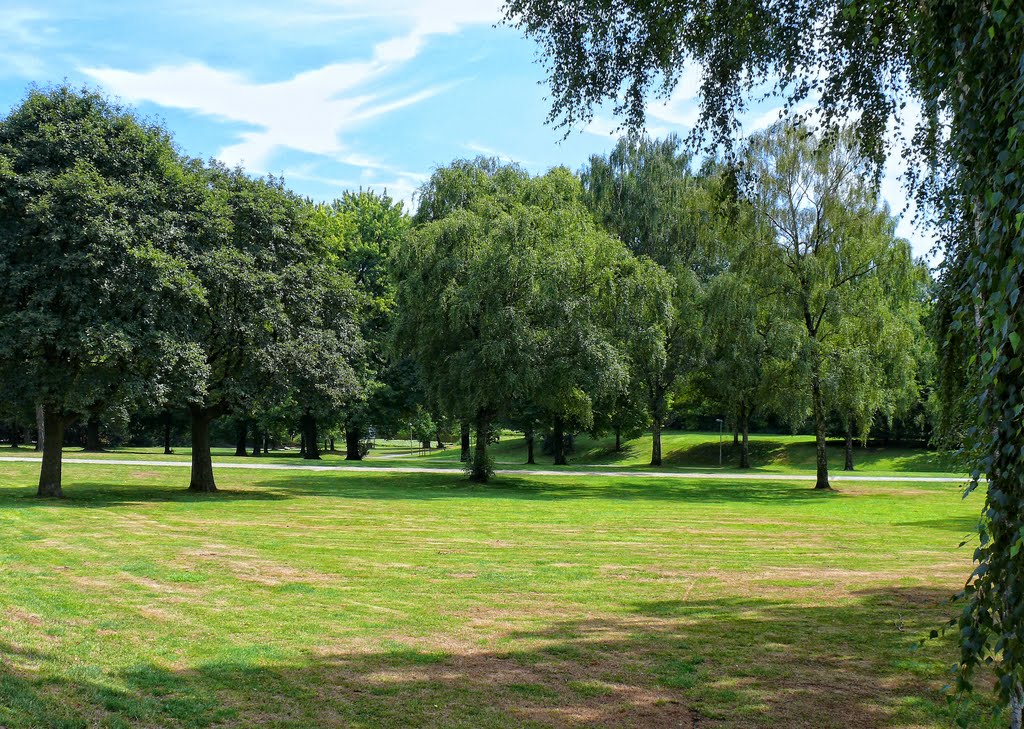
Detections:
716,418,723,466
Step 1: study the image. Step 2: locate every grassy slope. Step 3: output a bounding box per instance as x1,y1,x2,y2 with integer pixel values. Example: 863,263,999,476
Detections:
0,461,1000,728
412,430,959,476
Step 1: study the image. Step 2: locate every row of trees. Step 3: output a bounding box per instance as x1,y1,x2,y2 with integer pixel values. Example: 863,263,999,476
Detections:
395,129,930,487
0,85,930,498
0,87,415,496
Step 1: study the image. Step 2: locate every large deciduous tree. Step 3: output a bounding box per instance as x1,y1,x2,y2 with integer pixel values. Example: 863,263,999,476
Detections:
175,164,317,492
311,190,411,461
395,160,643,480
0,86,196,497
580,135,720,465
741,124,903,490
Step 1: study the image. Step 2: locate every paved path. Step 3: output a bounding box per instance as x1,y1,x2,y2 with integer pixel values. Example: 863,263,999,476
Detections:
0,456,971,483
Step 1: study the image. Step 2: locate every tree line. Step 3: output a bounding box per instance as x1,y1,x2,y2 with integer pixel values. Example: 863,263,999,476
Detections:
0,85,932,496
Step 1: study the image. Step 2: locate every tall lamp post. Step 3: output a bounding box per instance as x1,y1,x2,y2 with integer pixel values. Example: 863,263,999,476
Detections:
716,418,723,467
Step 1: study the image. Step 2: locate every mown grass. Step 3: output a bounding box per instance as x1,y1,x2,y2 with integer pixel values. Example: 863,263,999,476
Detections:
0,459,1002,727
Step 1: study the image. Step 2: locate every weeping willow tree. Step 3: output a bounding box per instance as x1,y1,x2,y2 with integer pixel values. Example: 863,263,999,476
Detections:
504,0,1024,720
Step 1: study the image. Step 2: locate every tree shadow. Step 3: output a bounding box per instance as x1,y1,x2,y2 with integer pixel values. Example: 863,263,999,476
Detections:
249,471,840,505
0,587,1003,728
0,480,288,508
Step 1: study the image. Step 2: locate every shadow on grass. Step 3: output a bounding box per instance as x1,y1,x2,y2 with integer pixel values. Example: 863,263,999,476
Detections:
0,482,287,508
250,472,839,505
0,587,1002,728
0,470,841,509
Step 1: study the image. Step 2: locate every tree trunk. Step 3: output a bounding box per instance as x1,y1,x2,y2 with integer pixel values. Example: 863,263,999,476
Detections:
35,404,44,452
235,420,248,456
552,416,567,465
811,367,831,489
615,426,622,452
299,432,306,456
844,419,855,471
420,438,431,450
188,407,217,492
9,424,19,448
739,402,751,470
163,411,173,454
651,415,663,467
301,414,320,460
345,427,363,461
262,437,268,455
525,427,535,465
732,420,739,447
470,410,490,482
460,422,470,462
252,428,261,457
329,437,335,452
435,428,444,450
84,415,102,452
37,406,65,498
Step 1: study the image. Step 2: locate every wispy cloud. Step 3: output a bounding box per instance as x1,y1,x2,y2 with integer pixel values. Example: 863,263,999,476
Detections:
81,0,501,170
0,9,57,79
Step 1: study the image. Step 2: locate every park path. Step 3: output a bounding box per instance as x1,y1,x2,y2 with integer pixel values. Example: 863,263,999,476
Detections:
0,456,970,483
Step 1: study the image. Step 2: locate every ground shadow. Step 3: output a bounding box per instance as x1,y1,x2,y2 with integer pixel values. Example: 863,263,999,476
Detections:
247,471,840,506
0,587,1003,728
0,481,288,508
0,467,845,510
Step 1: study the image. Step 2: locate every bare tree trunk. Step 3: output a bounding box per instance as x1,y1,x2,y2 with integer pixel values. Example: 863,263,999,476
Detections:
35,404,44,452
811,367,831,490
470,410,490,482
615,426,622,452
299,432,306,456
435,428,444,450
262,436,268,455
345,427,363,460
732,419,739,447
235,420,248,456
252,428,261,457
844,419,855,471
460,422,470,462
163,410,173,454
525,427,535,464
739,402,751,469
37,406,65,498
188,407,217,492
552,416,567,466
1010,684,1022,729
301,413,320,460
84,415,102,452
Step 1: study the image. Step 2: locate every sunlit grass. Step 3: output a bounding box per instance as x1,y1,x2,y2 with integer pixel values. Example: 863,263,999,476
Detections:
0,460,999,727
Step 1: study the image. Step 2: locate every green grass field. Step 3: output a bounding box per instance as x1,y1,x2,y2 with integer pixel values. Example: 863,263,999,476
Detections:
0,450,1004,728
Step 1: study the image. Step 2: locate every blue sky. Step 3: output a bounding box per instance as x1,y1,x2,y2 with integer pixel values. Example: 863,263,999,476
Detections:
0,0,933,257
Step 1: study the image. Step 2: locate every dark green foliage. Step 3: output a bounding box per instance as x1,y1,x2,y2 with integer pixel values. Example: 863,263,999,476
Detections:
0,85,199,496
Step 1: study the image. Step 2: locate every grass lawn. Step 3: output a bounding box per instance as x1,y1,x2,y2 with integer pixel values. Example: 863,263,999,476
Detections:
0,459,1002,727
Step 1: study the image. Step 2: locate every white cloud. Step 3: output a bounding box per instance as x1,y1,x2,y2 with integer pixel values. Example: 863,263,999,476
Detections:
80,1,500,170
0,9,56,79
